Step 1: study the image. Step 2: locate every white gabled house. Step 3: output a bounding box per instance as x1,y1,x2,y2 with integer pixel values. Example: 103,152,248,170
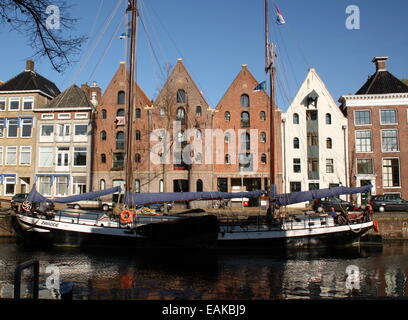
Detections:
281,68,348,206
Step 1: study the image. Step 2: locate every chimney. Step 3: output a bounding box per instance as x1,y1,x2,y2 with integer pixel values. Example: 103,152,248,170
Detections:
372,56,388,72
25,59,35,72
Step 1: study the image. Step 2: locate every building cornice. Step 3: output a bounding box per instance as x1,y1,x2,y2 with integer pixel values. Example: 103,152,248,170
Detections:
340,93,408,107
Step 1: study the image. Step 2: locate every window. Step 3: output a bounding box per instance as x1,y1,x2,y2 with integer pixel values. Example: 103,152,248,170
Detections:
20,146,31,165
74,124,88,137
21,118,33,137
357,159,373,175
260,132,266,143
57,124,70,140
73,176,87,194
135,130,141,140
381,129,399,152
241,132,250,151
117,109,125,117
196,129,202,140
225,132,230,143
135,108,141,118
195,152,202,163
293,137,299,149
56,147,69,168
39,147,53,167
159,179,164,192
75,113,88,119
160,108,166,116
101,153,106,163
383,158,400,187
177,89,186,103
261,153,267,164
0,120,4,137
41,124,54,137
101,130,107,141
0,147,3,164
73,147,87,166
293,113,299,124
100,179,106,190
306,110,318,121
56,176,69,196
101,109,107,119
196,179,203,192
0,97,5,110
196,106,202,116
326,137,332,149
176,107,186,124
380,109,397,124
23,97,34,110
58,113,71,119
241,111,250,127
117,91,125,104
290,182,301,193
7,119,18,138
309,183,320,191
240,94,249,107
6,146,17,165
326,159,334,173
116,131,125,150
224,111,230,121
113,153,125,169
356,130,372,153
225,154,231,164
307,133,318,146
134,153,141,163
260,111,266,121
134,179,140,193
9,97,19,110
355,110,371,125
41,113,54,120
293,158,301,173
5,176,16,196
325,113,332,125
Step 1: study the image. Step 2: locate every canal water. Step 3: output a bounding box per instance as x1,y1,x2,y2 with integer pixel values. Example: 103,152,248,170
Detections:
1,240,408,300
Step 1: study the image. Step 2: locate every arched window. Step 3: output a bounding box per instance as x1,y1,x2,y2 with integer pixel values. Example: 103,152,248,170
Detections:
241,111,250,127
160,108,166,116
260,132,266,142
116,109,125,117
176,107,186,124
100,179,105,190
196,179,203,192
293,137,300,149
101,153,106,163
177,89,186,103
134,179,140,193
241,132,250,150
260,111,266,121
196,129,202,140
101,130,107,141
240,94,249,107
225,154,231,164
116,131,124,149
225,132,230,143
261,154,267,164
293,113,299,124
135,153,141,163
101,109,107,119
135,130,141,140
135,108,141,118
224,111,231,121
117,91,125,104
325,113,332,125
196,106,202,116
326,137,333,149
159,179,164,192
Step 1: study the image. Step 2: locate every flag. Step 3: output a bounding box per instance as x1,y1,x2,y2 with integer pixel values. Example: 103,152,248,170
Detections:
276,6,286,25
253,81,267,92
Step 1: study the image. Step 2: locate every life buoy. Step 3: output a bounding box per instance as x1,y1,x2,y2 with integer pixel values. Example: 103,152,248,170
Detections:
373,220,379,233
120,209,135,224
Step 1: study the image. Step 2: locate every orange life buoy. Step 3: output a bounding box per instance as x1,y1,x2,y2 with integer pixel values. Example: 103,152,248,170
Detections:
373,220,379,233
120,209,135,224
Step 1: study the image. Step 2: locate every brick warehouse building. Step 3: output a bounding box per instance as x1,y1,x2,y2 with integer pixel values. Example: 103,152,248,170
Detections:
214,64,283,207
339,57,408,204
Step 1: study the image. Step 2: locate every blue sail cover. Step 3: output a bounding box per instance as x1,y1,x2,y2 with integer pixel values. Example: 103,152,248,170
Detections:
271,185,373,206
125,190,266,206
27,185,122,203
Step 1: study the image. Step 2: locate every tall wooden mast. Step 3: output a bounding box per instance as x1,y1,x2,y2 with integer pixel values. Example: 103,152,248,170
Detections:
125,0,138,200
265,0,277,217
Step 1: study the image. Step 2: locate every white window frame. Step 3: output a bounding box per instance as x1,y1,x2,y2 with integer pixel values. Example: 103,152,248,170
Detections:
38,175,52,196
354,109,372,126
38,147,53,167
73,176,87,195
22,96,34,110
73,146,87,167
8,97,20,111
6,118,19,138
356,158,374,175
75,112,88,119
379,109,397,125
5,146,17,165
0,120,5,138
0,146,3,165
55,176,69,196
0,97,6,111
19,146,31,165
73,124,88,142
40,124,54,142
20,118,33,138
58,113,71,120
355,129,373,153
382,157,401,189
41,113,54,120
381,129,399,153
4,176,16,196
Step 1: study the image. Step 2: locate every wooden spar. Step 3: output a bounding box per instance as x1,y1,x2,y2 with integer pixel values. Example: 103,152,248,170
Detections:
265,0,277,217
125,0,138,199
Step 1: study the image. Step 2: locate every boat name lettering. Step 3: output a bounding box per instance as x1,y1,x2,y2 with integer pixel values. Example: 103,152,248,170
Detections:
41,221,59,228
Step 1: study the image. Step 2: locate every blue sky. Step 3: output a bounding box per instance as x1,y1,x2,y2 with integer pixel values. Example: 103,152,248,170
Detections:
0,0,407,111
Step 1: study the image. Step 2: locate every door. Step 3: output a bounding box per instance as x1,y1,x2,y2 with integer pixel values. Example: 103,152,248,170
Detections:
56,147,69,171
360,180,372,205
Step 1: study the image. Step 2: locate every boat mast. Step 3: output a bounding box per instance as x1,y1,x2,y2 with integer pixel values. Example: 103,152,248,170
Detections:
265,0,277,218
125,0,138,201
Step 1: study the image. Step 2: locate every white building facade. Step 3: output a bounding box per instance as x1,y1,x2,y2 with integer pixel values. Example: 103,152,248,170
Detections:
281,68,348,206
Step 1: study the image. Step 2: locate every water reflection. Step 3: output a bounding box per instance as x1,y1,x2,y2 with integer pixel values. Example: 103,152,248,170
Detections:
1,241,408,299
